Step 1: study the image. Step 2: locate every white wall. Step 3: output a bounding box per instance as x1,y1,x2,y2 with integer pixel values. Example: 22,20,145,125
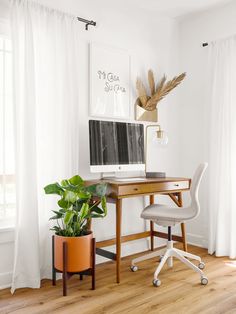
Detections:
0,0,184,288
38,0,183,255
178,0,236,248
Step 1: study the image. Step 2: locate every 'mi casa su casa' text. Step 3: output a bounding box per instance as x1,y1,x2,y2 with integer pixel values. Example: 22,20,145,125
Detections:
97,70,126,93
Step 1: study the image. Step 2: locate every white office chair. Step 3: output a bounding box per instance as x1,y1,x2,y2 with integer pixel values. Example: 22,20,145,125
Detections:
131,163,208,287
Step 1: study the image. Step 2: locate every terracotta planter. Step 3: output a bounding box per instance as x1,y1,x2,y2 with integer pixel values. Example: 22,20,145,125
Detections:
54,232,93,273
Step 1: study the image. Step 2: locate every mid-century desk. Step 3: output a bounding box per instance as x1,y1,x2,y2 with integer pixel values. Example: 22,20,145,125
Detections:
86,177,191,283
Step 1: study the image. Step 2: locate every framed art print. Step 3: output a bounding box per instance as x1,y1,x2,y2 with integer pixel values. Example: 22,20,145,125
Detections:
89,43,130,119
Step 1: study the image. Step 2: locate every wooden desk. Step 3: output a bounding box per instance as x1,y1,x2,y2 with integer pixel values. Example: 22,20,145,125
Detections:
86,177,191,283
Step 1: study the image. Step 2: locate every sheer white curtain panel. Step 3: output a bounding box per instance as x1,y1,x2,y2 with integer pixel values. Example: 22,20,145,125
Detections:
208,35,236,258
10,0,79,292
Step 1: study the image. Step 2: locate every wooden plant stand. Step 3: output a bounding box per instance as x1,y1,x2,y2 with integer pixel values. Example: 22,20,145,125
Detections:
52,235,96,296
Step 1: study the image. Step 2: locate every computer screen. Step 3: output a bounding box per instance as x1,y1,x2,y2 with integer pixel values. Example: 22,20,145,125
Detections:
89,120,145,172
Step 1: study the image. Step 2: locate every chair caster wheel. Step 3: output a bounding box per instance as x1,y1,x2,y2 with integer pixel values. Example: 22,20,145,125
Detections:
153,279,161,287
198,262,205,270
130,265,138,272
159,255,164,262
201,276,208,285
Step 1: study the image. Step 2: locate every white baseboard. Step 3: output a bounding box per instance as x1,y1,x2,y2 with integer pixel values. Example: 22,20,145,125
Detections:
186,233,208,249
0,272,12,290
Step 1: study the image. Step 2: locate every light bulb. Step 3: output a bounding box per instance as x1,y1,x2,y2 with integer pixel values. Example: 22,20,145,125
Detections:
156,133,168,146
151,129,168,146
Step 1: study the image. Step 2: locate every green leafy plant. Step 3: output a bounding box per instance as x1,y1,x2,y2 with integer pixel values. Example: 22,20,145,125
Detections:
44,175,107,237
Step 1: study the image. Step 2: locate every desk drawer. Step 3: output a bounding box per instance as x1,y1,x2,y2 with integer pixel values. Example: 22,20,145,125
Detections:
118,180,189,197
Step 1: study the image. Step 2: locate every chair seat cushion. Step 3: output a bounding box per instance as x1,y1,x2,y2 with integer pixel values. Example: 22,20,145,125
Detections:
141,204,195,223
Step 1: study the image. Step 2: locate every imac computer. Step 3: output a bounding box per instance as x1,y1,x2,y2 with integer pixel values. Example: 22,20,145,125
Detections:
89,120,145,175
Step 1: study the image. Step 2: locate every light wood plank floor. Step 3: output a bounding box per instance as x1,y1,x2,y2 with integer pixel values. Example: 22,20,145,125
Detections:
1,244,236,314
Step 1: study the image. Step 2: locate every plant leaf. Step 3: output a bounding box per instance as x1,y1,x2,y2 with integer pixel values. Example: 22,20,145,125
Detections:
49,215,61,220
64,211,74,225
80,203,89,220
50,226,61,232
68,227,73,234
78,191,91,199
58,198,69,209
61,179,82,192
91,206,104,214
91,213,103,218
68,175,84,186
86,183,107,197
50,210,64,219
44,183,64,195
61,179,69,187
52,210,62,215
101,196,107,217
64,190,78,203
73,200,83,212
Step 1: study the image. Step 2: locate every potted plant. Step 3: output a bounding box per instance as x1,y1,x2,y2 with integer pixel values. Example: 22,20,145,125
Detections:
44,175,107,294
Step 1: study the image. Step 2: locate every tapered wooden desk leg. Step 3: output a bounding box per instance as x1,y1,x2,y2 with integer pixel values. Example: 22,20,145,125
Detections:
150,195,154,251
178,192,187,252
116,199,122,283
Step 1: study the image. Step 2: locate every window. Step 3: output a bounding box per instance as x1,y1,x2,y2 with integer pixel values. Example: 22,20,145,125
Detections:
0,33,15,227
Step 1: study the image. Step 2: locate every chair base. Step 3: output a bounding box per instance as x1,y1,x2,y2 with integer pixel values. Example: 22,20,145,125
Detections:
131,241,208,286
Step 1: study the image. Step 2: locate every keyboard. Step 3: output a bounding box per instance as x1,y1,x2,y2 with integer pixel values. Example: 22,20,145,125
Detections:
110,177,146,182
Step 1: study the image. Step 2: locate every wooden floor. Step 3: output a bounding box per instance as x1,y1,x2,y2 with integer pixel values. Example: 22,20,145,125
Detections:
1,244,236,314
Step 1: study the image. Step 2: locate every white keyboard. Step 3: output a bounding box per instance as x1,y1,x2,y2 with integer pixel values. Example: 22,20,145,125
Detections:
111,177,146,182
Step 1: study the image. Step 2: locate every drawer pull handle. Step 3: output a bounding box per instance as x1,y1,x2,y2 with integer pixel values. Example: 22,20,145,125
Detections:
134,188,139,191
174,184,179,187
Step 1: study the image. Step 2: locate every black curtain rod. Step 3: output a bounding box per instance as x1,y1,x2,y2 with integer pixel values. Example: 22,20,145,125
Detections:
77,16,96,30
202,42,208,47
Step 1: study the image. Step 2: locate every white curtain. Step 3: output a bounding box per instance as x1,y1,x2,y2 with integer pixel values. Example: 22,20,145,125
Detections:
10,0,79,292
208,35,236,258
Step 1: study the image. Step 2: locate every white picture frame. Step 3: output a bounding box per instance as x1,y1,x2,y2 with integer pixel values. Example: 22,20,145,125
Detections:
89,42,130,119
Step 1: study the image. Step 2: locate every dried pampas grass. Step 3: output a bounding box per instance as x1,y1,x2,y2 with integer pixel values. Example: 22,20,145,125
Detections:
136,70,186,111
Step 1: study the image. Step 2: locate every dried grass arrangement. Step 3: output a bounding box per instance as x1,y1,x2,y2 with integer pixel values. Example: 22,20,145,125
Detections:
136,70,186,111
